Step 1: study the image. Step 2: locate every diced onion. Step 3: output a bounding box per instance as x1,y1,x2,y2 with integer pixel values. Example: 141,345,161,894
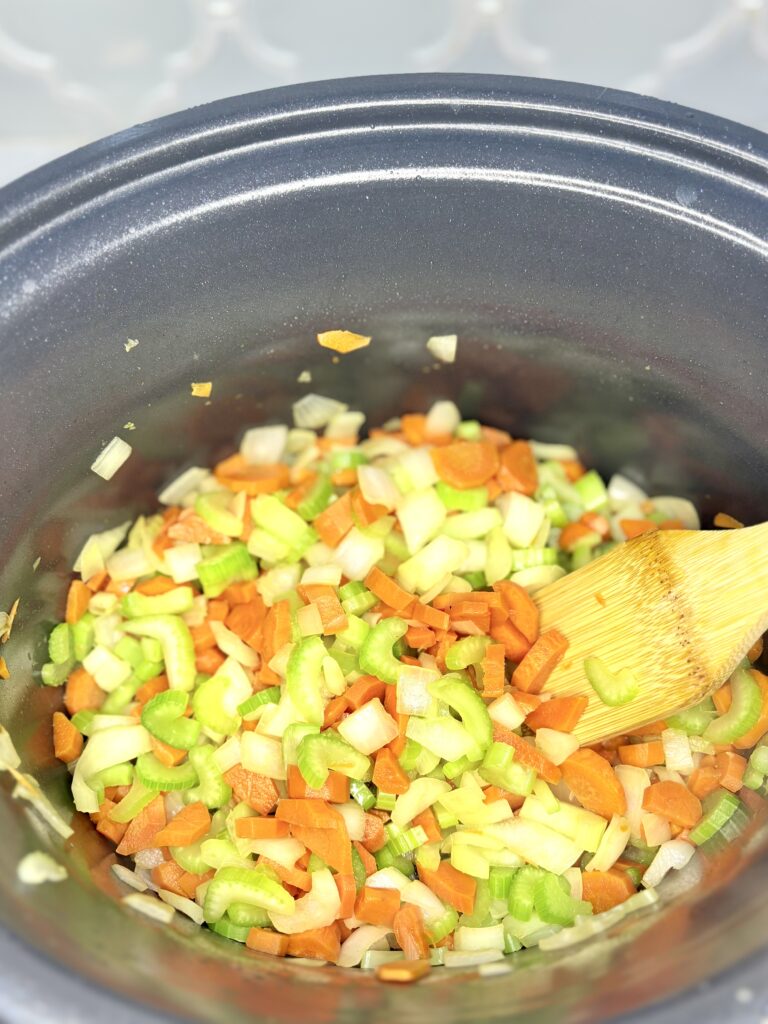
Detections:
607,474,648,506
454,924,505,952
325,411,366,439
293,394,348,429
425,400,461,438
240,425,288,465
91,437,132,480
112,864,149,891
510,565,566,593
158,467,213,506
397,666,439,716
165,543,203,584
106,546,153,583
157,889,205,924
212,735,242,774
366,867,411,893
296,603,324,637
614,764,651,838
134,848,166,871
74,521,131,576
209,621,259,669
336,802,366,841
642,839,696,889
641,812,671,847
535,728,579,766
0,726,21,769
241,732,285,780
585,815,630,872
529,441,579,462
301,565,342,587
123,892,176,923
337,926,392,968
17,851,67,885
426,334,457,363
661,728,694,774
357,466,400,511
650,496,700,530
337,698,399,755
334,528,385,582
488,694,525,731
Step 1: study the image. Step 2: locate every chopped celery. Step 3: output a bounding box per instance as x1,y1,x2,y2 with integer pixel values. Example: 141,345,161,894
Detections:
397,536,468,595
282,722,321,767
48,623,72,665
443,509,502,541
584,656,638,706
109,780,156,824
479,743,536,796
252,494,315,548
350,779,376,811
195,492,243,538
203,866,294,923
335,615,370,651
436,482,489,512
508,865,543,921
226,902,271,928
210,917,252,943
508,547,558,572
187,745,232,808
41,659,74,687
666,698,717,736
573,470,608,511
141,690,201,750
385,822,428,855
534,872,590,926
445,636,490,672
237,687,281,718
488,866,517,902
375,792,397,812
197,542,257,599
358,617,408,685
193,660,251,735
124,615,195,691
704,668,761,744
135,752,198,791
297,474,333,521
429,675,492,755
121,588,194,619
296,730,371,789
114,636,144,668
71,613,95,661
688,789,743,846
285,636,327,725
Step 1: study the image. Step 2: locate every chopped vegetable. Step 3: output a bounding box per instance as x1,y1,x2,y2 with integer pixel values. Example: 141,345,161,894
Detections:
317,329,371,354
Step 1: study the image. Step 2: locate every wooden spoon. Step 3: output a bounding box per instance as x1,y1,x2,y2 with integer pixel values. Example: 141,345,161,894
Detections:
535,524,768,745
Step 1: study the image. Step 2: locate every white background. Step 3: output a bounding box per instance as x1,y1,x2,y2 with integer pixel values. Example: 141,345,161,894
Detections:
0,0,767,186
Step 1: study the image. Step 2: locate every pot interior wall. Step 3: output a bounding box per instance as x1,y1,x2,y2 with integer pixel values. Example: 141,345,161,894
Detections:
0,76,767,1024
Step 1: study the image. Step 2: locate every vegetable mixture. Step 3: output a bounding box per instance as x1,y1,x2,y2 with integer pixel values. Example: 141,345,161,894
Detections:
42,397,767,981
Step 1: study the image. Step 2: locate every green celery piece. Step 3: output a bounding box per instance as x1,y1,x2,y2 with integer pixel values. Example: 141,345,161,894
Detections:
226,902,271,927
134,659,165,683
398,738,423,773
508,865,545,922
135,752,198,792
479,744,536,796
195,492,243,538
298,474,333,521
704,668,761,744
41,659,74,687
100,676,142,714
508,548,558,572
351,845,368,890
238,687,281,717
436,481,488,512
688,789,742,846
252,495,314,548
123,615,195,691
460,878,493,927
171,838,210,874
583,656,639,706
666,698,717,736
456,420,482,441
193,662,251,735
48,623,73,665
71,613,95,661
197,542,257,598
572,469,607,511
534,872,590,926
296,731,371,789
282,722,321,767
461,572,488,590
335,615,370,651
141,637,164,663
349,780,375,811
429,674,493,755
488,866,517,902
114,636,144,668
187,745,232,808
425,907,459,944
109,780,156,824
209,917,252,943
71,710,96,735
142,690,201,750
121,588,195,619
92,762,134,789
203,866,294,923
285,636,327,725
358,617,408,685
445,636,491,671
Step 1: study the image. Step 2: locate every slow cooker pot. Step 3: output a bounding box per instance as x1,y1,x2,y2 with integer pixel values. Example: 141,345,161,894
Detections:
0,74,767,1024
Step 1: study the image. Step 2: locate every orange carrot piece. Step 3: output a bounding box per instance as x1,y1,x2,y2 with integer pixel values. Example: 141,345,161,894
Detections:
642,781,702,829
246,928,289,957
135,674,169,705
512,629,569,693
561,749,627,818
261,599,292,664
497,441,537,496
207,599,230,622
332,468,358,488
659,519,685,531
350,488,388,528
133,575,184,596
430,629,459,673
355,885,401,927
335,873,357,919
311,589,348,635
526,695,588,733
623,719,668,738
406,624,437,650
286,925,341,963
190,621,217,653
177,869,214,899
412,601,450,632
400,414,428,446
314,491,355,548
151,860,188,896
361,812,387,853
151,736,188,767
512,690,542,715
431,441,500,489
290,823,353,876
412,807,442,844
492,725,561,785
85,570,109,592
353,840,377,877
322,695,349,729
715,751,747,793
372,747,410,795
94,803,128,846
559,521,599,552
64,666,103,716
365,566,414,613
235,817,290,839
196,648,226,675
581,870,636,914
449,602,491,634
383,684,409,758
480,643,505,698
154,802,211,847
225,602,265,648
580,511,611,538
65,580,91,625
489,620,531,663
257,856,312,892
561,459,586,482
492,581,540,645
688,766,722,800
286,765,350,803
620,519,658,540
52,711,83,763
617,741,665,768
221,580,259,605
276,798,344,829
116,795,167,855
416,860,476,915
345,675,386,709
223,765,279,815
393,905,430,960
214,452,290,495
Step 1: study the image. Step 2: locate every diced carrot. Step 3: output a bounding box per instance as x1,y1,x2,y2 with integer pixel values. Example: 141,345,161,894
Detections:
85,570,109,592
95,803,128,846
511,690,542,715
307,586,348,635
580,511,611,538
314,492,355,548
290,823,353,876
365,567,414,613
286,765,350,803
225,602,265,649
400,414,428,446
411,601,450,631
284,472,319,511
154,802,211,847
430,629,459,673
431,441,500,489
246,928,290,957
416,860,476,915
222,580,259,605
715,751,747,793
481,785,524,811
561,749,627,818
152,860,188,896
135,674,169,705
393,904,430,961
214,452,290,495
196,648,226,675
480,643,505,698
405,624,436,650
345,675,386,709
151,736,188,767
561,459,586,482
688,765,722,799
433,590,503,611
260,599,292,665
383,684,409,758
323,695,349,729
748,636,764,663
659,519,685,531
492,581,539,645
489,620,531,663
412,807,442,844
497,441,538,496
620,519,658,540
257,856,312,892
581,870,636,914
373,747,411,795
177,869,214,899
235,817,289,839
353,840,377,877
52,711,83,763
492,724,561,785
224,765,279,815
331,468,358,488
642,781,702,829
361,812,387,853
134,575,185,597
64,666,103,716
116,795,167,855
526,695,588,733
449,602,491,633
623,719,668,738
617,741,665,768
335,873,357,919
276,798,344,829
512,629,569,693
105,578,134,597
207,599,230,622
190,621,217,653
350,488,388,528
355,885,401,927
559,521,599,553
65,580,91,625
286,925,341,963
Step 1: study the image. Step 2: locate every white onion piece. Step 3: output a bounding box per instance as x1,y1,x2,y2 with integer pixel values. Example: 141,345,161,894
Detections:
301,564,342,586
401,879,447,922
241,732,286,780
91,437,132,480
642,839,696,889
615,765,651,839
336,802,366,841
641,812,671,847
74,521,131,575
17,852,67,885
454,924,505,952
158,467,212,506
397,666,439,716
425,400,461,438
488,694,525,731
337,698,398,755
123,892,176,923
365,867,411,893
333,528,384,581
213,735,242,773
337,926,392,968
240,425,288,465
286,428,317,454
325,411,366,439
357,465,400,511
426,334,457,363
607,474,648,506
585,815,630,872
111,864,148,892
510,565,566,592
157,889,205,925
650,496,700,530
359,437,409,459
165,543,203,585
293,394,348,429
134,848,165,871
661,728,694,774
106,546,153,582
210,621,259,668
530,440,579,462
0,726,21,769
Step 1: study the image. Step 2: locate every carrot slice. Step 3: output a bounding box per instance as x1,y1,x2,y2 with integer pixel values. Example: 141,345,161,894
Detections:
492,581,540,645
416,860,476,915
322,695,349,729
559,521,599,553
276,798,343,829
135,674,169,706
116,795,167,855
190,621,217,653
411,602,450,632
290,824,353,876
286,765,350,803
65,580,91,625
372,747,410,795
492,724,561,785
214,453,290,495
582,870,636,914
52,711,83,763
151,736,188,767
620,519,658,540
286,925,341,963
257,856,311,892
246,927,290,957
480,643,506,698
361,812,387,853
512,629,569,693
346,675,387,710
353,840,377,877
642,781,702,829
617,740,665,768
561,749,627,818
261,600,292,665
400,414,428,446
335,873,357,919
64,666,103,716
526,695,588,733
688,765,722,800
365,566,416,613
350,488,388,528
392,904,430,960
497,441,537,496
355,885,401,927
412,807,442,844
715,751,747,793
383,684,409,759
431,441,500,489
489,620,531,662
235,817,289,839
154,802,211,847
225,602,265,649
223,765,279,815
314,492,355,548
